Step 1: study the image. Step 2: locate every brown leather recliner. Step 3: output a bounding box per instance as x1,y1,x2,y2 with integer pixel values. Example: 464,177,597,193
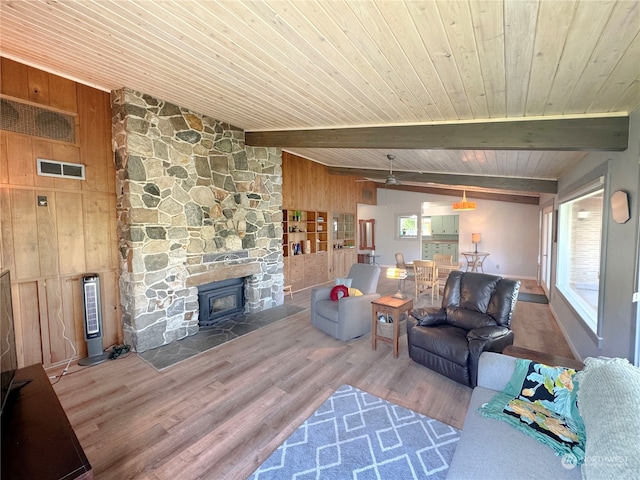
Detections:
408,271,520,388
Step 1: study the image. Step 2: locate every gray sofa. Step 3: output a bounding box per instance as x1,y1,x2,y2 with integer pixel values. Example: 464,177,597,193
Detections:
447,351,581,479
448,351,640,479
310,263,380,341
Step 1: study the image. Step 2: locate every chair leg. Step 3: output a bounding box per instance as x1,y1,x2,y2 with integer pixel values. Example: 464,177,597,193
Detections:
283,285,293,299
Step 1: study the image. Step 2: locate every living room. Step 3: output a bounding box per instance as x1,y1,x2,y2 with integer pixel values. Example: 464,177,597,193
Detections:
1,1,639,478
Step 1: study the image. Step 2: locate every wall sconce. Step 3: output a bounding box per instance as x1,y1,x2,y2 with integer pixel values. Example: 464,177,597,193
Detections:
471,233,481,253
386,268,408,299
577,209,589,221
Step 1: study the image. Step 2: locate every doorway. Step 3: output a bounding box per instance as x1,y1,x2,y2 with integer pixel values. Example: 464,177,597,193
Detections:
539,206,554,297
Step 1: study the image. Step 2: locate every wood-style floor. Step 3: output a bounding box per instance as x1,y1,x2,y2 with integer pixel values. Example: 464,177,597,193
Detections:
51,276,576,480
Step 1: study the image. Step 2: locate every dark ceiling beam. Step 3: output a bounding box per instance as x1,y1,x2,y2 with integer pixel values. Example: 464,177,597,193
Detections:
246,116,628,151
328,167,557,194
379,184,540,206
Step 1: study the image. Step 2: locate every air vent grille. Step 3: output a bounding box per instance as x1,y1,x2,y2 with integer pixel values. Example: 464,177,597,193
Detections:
37,158,85,180
83,282,100,335
0,98,76,143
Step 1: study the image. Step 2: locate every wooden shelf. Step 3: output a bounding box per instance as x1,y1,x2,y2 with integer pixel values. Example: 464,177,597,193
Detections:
283,209,328,257
283,209,329,291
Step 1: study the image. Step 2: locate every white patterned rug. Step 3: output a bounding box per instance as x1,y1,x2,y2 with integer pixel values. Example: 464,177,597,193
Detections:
250,384,460,480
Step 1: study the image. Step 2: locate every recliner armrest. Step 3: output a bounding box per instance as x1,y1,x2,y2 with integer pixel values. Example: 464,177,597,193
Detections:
467,326,515,388
411,307,446,326
467,325,511,341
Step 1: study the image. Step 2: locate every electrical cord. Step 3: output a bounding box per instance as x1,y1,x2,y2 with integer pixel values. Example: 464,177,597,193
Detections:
49,344,132,385
45,202,76,384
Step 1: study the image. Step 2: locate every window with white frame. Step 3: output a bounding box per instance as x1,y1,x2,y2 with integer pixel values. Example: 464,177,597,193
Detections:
421,216,432,237
397,215,418,238
556,182,604,333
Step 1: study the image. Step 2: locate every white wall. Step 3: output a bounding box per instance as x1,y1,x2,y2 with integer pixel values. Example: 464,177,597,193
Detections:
358,188,540,279
549,108,640,364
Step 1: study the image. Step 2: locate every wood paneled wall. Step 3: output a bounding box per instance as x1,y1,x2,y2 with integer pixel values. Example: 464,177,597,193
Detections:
0,58,121,368
282,151,377,212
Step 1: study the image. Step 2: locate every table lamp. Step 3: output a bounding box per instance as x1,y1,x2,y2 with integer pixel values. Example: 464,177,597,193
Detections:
471,233,481,253
386,268,408,299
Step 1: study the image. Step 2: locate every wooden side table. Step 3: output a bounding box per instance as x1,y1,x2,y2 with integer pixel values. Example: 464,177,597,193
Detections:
371,295,413,358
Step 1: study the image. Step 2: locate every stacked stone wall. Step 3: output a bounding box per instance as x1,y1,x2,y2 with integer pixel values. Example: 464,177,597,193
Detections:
111,88,283,352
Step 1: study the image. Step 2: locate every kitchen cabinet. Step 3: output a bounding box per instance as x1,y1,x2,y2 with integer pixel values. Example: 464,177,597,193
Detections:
431,215,459,235
422,242,459,261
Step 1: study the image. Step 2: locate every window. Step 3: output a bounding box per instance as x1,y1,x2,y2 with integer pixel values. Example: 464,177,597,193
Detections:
397,215,418,238
556,184,604,333
421,216,432,237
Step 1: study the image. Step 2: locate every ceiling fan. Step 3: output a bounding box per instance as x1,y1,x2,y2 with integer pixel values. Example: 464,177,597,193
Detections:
384,154,401,185
354,153,403,185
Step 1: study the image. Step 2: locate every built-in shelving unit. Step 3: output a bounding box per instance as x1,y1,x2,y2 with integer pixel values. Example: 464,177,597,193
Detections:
332,213,355,248
282,209,329,292
283,209,328,257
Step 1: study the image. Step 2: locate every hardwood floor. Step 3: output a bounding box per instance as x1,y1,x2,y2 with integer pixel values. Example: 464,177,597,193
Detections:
51,276,576,480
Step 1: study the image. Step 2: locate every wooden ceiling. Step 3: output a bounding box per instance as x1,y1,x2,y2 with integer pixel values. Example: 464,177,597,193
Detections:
1,0,639,198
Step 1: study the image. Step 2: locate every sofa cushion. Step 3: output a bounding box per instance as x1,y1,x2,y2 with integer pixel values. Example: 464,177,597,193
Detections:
574,357,640,480
409,324,469,367
447,386,582,480
478,359,585,465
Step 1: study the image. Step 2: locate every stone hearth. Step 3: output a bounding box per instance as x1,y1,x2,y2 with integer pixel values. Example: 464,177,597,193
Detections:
111,88,284,352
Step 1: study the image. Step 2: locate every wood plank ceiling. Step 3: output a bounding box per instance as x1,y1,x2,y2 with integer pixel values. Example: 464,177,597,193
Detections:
1,0,639,198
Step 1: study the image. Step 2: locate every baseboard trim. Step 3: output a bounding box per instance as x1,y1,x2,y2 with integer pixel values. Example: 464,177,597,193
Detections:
548,302,582,361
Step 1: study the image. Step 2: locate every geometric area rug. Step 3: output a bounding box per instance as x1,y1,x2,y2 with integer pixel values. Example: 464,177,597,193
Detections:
249,384,460,480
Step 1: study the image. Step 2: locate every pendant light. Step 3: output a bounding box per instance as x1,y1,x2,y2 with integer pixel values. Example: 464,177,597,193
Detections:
452,190,477,211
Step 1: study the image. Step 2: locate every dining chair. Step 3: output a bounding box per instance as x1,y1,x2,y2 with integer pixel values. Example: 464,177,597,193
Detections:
413,260,438,301
395,252,414,289
395,252,412,269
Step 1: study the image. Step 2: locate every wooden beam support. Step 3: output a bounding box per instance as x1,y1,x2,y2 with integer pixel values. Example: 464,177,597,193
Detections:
328,167,557,194
246,116,628,151
379,184,540,205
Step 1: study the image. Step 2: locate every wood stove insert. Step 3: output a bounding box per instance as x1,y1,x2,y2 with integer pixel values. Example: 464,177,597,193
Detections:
197,277,245,327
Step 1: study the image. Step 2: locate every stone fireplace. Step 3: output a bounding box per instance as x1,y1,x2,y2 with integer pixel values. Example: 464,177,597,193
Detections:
111,88,284,352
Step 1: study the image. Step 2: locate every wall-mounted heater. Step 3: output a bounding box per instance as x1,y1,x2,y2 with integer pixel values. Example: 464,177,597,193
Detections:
78,274,109,366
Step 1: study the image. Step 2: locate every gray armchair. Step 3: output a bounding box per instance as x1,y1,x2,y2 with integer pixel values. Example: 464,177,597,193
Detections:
311,263,381,341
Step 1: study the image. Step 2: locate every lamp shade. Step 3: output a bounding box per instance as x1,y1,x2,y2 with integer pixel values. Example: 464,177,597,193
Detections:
386,268,407,279
471,233,481,244
452,190,477,211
